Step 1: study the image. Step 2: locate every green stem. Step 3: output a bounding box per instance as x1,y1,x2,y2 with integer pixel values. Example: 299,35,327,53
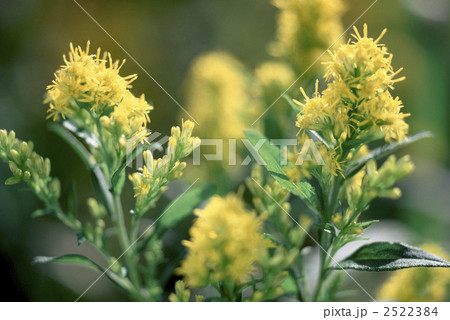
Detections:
112,192,141,291
314,177,342,301
288,268,304,301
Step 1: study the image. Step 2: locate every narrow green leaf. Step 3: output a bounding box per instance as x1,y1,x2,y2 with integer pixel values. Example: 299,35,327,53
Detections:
90,170,115,217
61,120,99,148
244,130,320,213
283,94,302,113
263,233,280,246
336,242,450,271
358,220,379,229
341,133,383,152
50,123,115,216
281,276,298,294
31,208,51,218
67,181,78,219
157,183,216,233
346,132,432,178
320,271,345,302
306,130,332,150
315,223,336,237
32,254,134,291
49,123,94,170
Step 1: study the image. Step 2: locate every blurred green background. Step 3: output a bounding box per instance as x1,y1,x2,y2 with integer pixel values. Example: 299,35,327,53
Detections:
0,0,448,301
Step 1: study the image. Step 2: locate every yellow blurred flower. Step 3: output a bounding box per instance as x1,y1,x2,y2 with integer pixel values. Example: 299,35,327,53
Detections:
178,194,270,288
185,52,257,140
254,61,296,120
378,244,450,302
254,61,296,96
270,0,345,74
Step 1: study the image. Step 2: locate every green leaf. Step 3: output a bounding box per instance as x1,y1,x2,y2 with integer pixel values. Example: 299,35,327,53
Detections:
306,130,332,150
32,254,134,291
244,130,320,213
315,223,336,237
320,271,345,302
61,120,99,148
341,133,383,152
49,123,115,216
336,242,450,271
283,94,302,113
67,181,78,219
281,276,298,294
358,220,379,229
346,132,432,178
90,170,115,217
49,123,94,170
157,183,216,233
31,208,51,218
263,233,280,246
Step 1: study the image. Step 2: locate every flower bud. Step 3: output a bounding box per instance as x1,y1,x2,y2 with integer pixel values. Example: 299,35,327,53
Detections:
9,149,20,162
49,178,61,199
99,115,111,128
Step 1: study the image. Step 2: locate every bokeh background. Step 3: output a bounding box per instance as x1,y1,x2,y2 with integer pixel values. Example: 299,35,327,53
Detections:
0,0,448,301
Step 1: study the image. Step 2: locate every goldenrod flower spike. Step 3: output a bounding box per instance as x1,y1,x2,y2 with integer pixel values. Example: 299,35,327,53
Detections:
270,0,346,74
46,42,154,154
178,194,270,288
129,120,200,215
296,24,410,146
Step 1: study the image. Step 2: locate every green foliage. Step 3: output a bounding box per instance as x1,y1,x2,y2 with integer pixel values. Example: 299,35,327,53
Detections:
157,183,215,234
32,255,135,294
244,129,320,214
337,242,450,271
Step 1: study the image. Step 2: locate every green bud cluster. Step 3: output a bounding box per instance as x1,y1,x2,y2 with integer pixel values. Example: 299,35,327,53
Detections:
129,120,200,215
0,129,60,202
345,155,414,213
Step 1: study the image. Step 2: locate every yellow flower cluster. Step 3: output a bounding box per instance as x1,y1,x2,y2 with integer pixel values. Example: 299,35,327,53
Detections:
45,42,153,147
378,244,450,301
0,130,60,202
178,194,270,288
254,62,296,127
254,61,296,99
185,52,256,141
270,0,345,74
129,120,200,215
296,25,409,144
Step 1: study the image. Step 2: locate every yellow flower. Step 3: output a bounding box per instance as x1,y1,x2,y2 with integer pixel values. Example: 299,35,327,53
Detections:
254,61,296,96
270,0,345,74
178,194,270,288
46,41,137,120
185,52,257,141
295,25,410,146
254,61,296,126
46,42,154,155
184,52,261,183
378,244,450,302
